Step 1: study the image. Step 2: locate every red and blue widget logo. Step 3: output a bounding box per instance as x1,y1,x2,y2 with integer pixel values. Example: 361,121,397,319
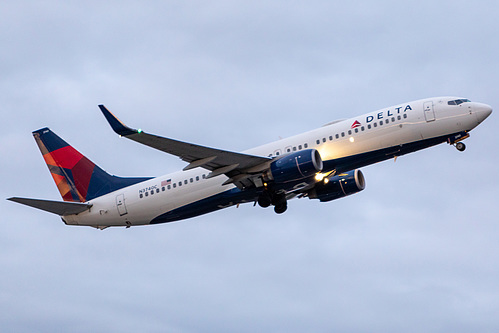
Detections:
351,120,361,129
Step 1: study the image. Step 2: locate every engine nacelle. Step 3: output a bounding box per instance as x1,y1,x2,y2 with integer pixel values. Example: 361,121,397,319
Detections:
266,149,323,183
308,169,366,202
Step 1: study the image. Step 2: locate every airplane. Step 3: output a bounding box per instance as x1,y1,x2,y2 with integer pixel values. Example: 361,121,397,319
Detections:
8,97,492,229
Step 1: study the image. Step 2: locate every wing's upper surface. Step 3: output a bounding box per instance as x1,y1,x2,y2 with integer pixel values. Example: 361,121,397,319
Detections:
99,105,271,187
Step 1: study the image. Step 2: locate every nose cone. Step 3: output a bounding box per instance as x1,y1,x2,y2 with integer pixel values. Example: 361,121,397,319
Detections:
474,103,493,123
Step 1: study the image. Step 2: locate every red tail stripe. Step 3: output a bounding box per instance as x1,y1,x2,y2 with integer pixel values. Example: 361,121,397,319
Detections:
72,157,95,200
47,146,84,169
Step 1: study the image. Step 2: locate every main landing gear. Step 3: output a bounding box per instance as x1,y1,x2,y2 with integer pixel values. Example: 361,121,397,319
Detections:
257,191,287,214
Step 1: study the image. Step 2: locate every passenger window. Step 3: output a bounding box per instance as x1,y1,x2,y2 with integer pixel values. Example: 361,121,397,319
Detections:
348,130,352,135
397,115,401,120
322,138,326,143
374,123,377,127
368,124,372,129
202,174,206,179
304,143,308,148
151,190,154,195
341,132,345,137
179,182,182,187
196,176,199,181
392,117,395,122
361,126,365,131
190,178,193,183
298,145,302,150
184,180,188,185
156,188,160,193
168,185,171,190
173,183,176,188
287,148,291,152
316,139,320,145
145,192,148,197
385,119,389,124
354,128,358,133
335,134,339,139
293,146,297,151
329,136,333,141
403,114,408,119
140,193,143,198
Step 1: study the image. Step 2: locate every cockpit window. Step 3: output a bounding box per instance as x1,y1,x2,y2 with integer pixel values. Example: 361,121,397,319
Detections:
448,99,471,105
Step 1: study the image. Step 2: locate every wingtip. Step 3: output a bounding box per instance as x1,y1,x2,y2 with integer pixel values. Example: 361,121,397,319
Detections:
98,105,137,136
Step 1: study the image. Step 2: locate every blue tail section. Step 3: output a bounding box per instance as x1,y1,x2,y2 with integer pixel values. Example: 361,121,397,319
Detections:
33,127,152,202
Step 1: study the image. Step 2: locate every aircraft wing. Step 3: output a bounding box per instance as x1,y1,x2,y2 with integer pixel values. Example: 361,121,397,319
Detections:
99,105,272,187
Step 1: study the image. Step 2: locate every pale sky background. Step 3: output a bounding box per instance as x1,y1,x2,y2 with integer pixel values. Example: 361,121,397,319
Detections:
1,1,498,332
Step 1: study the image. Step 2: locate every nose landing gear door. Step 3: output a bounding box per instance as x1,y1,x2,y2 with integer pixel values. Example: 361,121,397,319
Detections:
116,194,128,216
424,101,435,122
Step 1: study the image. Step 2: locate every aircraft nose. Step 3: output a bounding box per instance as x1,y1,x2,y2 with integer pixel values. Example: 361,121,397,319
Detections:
474,103,492,123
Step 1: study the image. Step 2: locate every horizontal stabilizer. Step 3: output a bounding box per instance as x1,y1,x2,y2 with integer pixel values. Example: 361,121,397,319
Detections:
8,197,92,216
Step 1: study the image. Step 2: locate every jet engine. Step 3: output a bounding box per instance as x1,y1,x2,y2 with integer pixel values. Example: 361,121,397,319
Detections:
265,149,323,183
308,169,365,202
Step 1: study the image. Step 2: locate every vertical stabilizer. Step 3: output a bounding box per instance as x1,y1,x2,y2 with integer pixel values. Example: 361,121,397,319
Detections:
33,128,151,202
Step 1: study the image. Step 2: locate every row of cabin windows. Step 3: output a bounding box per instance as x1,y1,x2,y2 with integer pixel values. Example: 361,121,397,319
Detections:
270,143,309,157
315,114,407,145
139,174,207,198
268,114,408,157
286,143,308,153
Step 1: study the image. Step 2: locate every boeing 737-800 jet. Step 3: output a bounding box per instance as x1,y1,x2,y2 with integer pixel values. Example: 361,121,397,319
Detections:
8,97,492,229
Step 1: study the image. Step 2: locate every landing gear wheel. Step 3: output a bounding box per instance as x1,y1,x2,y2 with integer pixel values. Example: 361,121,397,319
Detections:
456,142,466,152
274,203,287,214
257,193,271,208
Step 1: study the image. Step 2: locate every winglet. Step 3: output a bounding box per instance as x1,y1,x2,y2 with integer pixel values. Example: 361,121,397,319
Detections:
98,105,138,136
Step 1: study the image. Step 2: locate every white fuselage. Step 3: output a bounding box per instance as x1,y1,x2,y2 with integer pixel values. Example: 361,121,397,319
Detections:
62,97,492,228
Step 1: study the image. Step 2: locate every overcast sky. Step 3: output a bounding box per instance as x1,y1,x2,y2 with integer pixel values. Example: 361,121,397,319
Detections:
1,1,498,332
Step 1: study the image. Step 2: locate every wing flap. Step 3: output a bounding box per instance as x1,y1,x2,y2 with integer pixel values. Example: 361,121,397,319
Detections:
8,197,92,216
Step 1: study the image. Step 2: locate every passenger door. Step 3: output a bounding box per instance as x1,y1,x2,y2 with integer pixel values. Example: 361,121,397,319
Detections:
424,101,435,122
116,194,128,216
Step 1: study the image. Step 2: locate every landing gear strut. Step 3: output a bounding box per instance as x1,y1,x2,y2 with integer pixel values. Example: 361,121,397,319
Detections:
455,142,466,152
448,132,469,152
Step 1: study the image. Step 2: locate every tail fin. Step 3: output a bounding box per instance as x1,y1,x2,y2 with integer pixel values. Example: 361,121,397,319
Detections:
33,128,151,202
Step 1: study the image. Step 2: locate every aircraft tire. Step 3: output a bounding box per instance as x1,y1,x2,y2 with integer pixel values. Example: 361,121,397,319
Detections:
274,203,287,214
456,142,466,152
258,194,272,208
